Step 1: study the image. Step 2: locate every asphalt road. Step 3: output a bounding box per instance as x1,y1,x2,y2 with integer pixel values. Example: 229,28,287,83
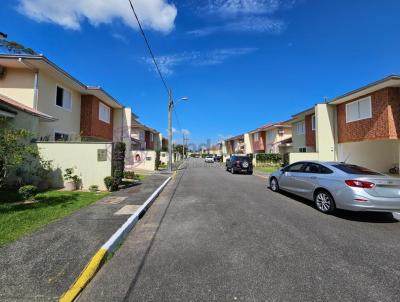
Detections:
80,158,400,302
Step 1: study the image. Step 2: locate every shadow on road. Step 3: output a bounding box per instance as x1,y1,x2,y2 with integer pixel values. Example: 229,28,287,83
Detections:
274,189,399,224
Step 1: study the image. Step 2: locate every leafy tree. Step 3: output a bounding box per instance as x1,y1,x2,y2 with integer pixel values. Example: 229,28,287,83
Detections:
174,144,187,156
0,125,38,188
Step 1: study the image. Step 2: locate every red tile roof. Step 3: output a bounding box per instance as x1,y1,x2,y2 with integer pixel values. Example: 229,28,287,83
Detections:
0,93,56,120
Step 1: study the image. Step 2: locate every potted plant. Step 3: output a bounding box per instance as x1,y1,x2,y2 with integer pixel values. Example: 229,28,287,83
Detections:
63,168,81,191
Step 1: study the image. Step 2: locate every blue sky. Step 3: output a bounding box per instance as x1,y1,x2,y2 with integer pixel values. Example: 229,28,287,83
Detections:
2,0,400,145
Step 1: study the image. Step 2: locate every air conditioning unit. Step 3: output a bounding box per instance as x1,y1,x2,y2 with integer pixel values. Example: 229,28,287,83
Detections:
0,66,7,80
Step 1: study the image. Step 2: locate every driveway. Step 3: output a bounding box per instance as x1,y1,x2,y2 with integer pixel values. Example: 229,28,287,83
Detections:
80,158,400,302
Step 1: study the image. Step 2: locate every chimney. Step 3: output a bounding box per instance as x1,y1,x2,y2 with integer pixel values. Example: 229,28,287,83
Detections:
0,32,7,40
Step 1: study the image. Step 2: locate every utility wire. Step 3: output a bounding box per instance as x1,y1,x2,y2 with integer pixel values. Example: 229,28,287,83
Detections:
127,0,170,95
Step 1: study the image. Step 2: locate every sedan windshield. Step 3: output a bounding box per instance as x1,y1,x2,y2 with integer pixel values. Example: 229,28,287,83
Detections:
333,164,382,175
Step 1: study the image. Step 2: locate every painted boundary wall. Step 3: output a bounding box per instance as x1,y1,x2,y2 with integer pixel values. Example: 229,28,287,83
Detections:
37,142,112,190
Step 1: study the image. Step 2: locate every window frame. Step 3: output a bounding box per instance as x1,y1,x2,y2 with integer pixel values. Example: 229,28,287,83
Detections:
55,85,72,112
295,121,305,135
253,132,260,141
345,96,372,123
311,115,316,131
54,130,70,141
267,130,275,141
99,102,111,124
284,162,306,173
303,163,333,174
298,147,307,153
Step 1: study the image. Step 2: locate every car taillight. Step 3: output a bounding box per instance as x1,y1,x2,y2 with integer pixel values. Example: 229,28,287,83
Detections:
345,180,375,189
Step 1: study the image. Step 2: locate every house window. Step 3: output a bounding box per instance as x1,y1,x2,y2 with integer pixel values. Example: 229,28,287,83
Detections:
254,132,260,141
346,96,372,123
295,121,305,135
298,147,307,153
55,132,69,141
99,102,110,123
56,86,72,111
150,133,154,142
267,131,275,141
311,115,316,131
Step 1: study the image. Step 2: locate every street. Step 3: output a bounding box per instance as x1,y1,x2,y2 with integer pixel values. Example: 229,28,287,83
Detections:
79,158,400,302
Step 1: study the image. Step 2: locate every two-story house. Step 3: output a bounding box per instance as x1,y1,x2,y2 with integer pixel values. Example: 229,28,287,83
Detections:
0,41,130,144
130,115,161,151
289,75,400,174
224,134,246,155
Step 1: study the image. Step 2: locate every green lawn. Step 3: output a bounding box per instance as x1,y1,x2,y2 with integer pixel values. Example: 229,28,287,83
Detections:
255,166,281,173
0,190,109,247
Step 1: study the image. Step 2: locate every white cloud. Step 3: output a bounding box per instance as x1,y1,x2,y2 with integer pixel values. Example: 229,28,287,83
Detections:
145,47,257,75
205,0,281,16
188,0,295,36
112,33,128,43
181,129,191,136
17,0,177,33
188,17,284,36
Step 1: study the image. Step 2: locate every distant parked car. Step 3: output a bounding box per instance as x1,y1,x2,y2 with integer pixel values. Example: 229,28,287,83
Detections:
214,155,222,162
269,161,400,214
226,155,253,174
205,155,214,163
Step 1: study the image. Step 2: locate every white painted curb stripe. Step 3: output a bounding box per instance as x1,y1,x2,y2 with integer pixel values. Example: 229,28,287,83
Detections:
102,176,172,252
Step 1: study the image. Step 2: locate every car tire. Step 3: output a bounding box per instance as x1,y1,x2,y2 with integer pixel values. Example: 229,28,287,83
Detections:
314,190,336,214
231,168,235,174
248,171,253,175
270,177,279,192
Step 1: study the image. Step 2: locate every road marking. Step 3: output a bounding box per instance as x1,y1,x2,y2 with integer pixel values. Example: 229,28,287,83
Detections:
102,196,127,205
59,176,172,302
114,205,141,215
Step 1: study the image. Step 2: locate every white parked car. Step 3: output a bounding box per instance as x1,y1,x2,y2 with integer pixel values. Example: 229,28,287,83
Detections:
205,156,214,163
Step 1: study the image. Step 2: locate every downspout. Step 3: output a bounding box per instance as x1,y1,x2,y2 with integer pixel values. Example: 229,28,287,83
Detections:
18,58,39,110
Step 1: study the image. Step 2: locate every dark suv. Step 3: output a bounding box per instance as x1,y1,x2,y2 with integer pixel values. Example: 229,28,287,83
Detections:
226,155,253,174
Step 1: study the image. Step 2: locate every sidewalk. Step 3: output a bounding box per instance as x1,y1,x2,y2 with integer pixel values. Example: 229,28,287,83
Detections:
0,173,170,302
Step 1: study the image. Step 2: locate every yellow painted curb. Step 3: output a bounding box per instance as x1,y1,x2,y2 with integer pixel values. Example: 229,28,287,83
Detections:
59,248,107,302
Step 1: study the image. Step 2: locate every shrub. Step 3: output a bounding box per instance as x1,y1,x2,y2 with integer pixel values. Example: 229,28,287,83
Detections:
104,176,119,192
256,153,282,164
63,168,81,185
123,171,136,179
18,185,38,200
88,185,99,192
112,142,126,186
155,151,161,170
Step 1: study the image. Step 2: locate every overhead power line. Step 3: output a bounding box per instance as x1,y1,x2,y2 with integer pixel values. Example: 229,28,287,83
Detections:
127,0,170,95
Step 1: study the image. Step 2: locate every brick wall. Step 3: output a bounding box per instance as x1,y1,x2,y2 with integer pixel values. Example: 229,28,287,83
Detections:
337,87,400,143
305,114,316,147
145,131,154,150
80,95,114,141
252,131,265,151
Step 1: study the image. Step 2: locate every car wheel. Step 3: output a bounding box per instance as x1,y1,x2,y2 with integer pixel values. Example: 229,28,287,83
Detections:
314,190,336,214
248,171,253,175
270,177,279,192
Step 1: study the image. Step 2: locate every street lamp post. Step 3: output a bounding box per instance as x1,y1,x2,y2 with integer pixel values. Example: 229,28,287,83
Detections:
167,90,188,173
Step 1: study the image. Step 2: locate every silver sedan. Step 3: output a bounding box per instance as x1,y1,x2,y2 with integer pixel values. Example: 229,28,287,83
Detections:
269,161,400,214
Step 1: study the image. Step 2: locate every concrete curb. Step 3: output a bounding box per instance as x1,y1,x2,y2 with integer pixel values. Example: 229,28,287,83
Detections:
59,176,172,302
